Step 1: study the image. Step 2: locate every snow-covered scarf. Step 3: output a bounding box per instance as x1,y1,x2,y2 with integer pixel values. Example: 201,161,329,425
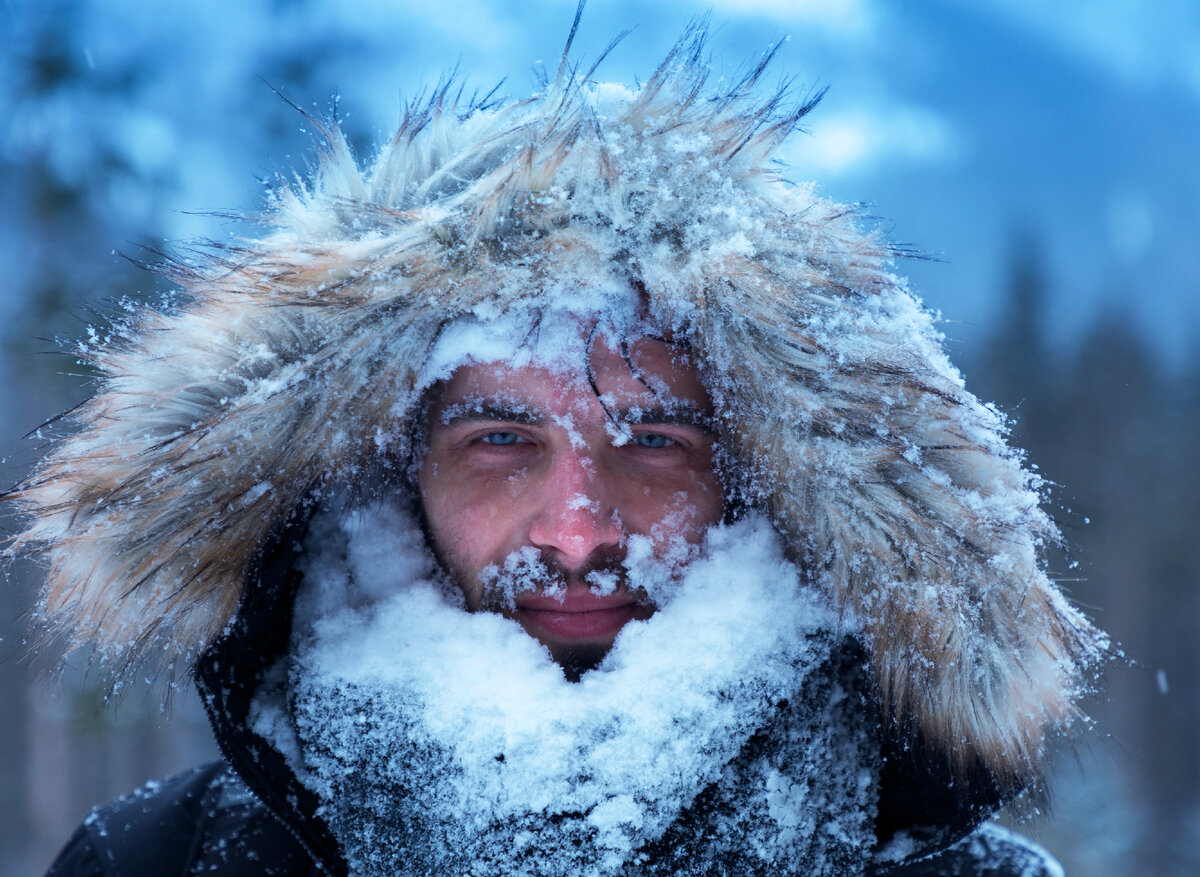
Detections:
251,506,877,877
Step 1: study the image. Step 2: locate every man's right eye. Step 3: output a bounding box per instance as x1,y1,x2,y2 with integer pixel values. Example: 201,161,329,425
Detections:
479,431,527,446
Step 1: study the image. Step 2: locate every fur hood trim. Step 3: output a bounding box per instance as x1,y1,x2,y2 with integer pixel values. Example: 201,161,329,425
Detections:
6,26,1106,783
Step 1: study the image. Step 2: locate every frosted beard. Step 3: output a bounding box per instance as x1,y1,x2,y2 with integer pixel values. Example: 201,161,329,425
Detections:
252,502,879,877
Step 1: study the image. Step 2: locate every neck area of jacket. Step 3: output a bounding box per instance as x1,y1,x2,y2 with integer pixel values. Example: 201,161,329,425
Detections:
194,513,1010,876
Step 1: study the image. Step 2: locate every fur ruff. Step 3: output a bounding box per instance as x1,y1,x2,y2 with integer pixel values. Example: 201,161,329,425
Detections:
5,26,1106,784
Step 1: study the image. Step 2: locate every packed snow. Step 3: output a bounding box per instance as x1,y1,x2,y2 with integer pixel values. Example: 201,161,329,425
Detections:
251,503,877,876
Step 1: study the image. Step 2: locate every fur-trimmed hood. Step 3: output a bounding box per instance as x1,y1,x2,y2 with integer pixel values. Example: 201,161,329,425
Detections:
6,25,1106,787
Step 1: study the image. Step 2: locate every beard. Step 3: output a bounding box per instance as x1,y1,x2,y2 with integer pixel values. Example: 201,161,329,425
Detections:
429,521,695,681
475,546,632,608
475,546,664,680
251,502,878,877
433,527,695,609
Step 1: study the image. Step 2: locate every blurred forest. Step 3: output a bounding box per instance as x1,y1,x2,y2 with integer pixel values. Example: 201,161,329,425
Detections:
966,240,1200,875
2,3,1198,875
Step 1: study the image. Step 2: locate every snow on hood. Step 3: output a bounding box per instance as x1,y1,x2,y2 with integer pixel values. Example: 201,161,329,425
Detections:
5,23,1107,784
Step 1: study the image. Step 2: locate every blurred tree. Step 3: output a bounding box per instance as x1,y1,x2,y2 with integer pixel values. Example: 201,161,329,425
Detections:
2,4,163,872
968,231,1200,875
1057,308,1200,873
2,0,163,389
1,3,381,870
972,230,1056,457
1137,343,1200,874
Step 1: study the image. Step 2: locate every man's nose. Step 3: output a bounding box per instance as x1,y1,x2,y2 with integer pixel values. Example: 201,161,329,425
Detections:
527,449,622,568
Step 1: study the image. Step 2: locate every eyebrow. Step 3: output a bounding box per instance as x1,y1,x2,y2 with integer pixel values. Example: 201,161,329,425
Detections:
439,402,549,429
618,406,714,432
437,400,714,433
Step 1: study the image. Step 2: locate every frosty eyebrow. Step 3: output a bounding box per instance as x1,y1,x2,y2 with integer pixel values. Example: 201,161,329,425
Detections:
438,400,713,433
619,407,714,433
439,402,549,428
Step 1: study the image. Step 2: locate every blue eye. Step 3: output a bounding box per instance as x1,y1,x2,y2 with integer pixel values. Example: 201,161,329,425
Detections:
481,432,525,446
634,433,673,449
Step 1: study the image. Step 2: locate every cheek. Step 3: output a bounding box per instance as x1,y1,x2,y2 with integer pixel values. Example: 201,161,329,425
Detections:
678,476,725,535
420,466,533,592
424,468,534,539
421,498,491,610
423,485,490,562
621,471,724,543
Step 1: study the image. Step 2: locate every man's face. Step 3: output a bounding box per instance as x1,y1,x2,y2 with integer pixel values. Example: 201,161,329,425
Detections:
417,334,724,677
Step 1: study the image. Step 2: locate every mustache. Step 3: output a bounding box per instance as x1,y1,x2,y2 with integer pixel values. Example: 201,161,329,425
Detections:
477,547,633,611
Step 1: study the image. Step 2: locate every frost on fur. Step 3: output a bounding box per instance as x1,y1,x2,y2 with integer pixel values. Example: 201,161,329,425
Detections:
3,24,1107,784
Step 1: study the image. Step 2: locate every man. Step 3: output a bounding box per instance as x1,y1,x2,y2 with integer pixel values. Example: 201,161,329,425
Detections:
9,22,1107,877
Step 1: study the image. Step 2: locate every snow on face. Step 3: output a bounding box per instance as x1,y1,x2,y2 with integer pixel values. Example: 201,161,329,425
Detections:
416,329,724,679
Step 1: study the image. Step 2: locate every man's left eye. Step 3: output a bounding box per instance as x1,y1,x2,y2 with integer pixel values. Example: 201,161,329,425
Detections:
633,433,674,449
480,431,527,446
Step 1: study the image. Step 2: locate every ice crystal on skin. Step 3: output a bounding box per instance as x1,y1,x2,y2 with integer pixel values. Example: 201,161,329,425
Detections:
253,505,877,876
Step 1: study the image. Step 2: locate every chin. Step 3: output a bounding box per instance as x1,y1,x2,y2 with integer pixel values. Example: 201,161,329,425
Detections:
544,639,617,682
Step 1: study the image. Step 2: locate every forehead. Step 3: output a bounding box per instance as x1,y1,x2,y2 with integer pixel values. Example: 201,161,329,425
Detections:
431,335,711,415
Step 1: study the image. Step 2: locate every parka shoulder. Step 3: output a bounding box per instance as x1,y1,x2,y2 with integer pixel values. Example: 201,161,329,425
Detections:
44,762,315,877
872,822,1064,877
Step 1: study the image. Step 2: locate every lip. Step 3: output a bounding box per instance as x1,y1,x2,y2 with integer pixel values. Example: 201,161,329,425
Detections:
513,588,650,641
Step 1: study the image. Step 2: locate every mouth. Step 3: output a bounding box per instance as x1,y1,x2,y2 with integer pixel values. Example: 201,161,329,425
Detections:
512,588,654,643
